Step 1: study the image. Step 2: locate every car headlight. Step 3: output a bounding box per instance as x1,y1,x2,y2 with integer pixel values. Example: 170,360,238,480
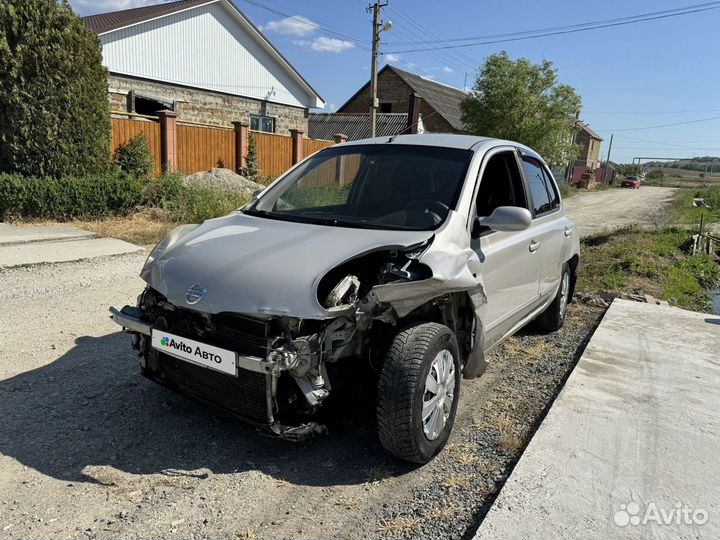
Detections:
144,224,199,268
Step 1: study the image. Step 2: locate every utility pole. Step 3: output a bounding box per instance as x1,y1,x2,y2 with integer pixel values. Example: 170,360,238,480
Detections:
368,1,389,137
602,133,614,184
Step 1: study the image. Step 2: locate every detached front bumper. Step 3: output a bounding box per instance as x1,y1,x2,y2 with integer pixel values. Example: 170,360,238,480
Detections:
110,306,151,335
109,304,328,440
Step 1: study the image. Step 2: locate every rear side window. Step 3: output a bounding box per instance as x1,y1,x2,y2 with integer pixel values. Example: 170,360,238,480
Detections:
522,157,559,216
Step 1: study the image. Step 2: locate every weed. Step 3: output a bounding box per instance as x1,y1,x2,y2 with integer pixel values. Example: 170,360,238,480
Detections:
376,515,423,536
440,475,472,490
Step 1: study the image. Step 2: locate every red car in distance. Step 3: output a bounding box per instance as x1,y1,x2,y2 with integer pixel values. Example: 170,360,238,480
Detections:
622,176,641,189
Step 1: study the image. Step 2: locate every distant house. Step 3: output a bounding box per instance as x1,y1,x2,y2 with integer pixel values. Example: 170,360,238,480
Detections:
570,121,604,184
337,65,468,134
84,0,324,133
573,121,603,169
308,112,423,141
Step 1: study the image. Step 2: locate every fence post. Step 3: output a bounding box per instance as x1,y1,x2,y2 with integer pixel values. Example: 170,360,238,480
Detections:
157,110,178,173
233,121,249,173
334,133,348,144
290,129,304,164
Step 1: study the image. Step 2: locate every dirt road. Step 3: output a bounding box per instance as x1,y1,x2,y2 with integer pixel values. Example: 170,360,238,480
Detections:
0,251,604,539
563,186,677,238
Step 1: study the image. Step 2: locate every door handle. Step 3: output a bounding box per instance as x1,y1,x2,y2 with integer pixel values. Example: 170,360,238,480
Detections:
564,226,573,237
529,240,541,252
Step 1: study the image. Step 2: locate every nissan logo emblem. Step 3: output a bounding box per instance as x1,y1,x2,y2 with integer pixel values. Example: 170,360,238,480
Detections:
185,283,207,305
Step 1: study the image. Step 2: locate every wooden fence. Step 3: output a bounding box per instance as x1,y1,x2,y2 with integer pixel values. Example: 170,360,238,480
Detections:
110,117,162,175
110,113,335,178
177,123,236,174
254,132,294,178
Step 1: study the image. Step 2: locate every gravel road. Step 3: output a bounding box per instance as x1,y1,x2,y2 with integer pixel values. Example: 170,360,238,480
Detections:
0,253,604,539
563,186,677,238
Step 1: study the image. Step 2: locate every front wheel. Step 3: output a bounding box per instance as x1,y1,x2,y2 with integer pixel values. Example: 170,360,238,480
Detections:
377,323,461,464
536,263,571,332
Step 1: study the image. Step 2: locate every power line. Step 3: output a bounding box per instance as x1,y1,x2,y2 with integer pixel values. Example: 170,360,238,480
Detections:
596,115,720,132
384,5,478,70
585,108,720,114
384,1,720,53
238,0,371,51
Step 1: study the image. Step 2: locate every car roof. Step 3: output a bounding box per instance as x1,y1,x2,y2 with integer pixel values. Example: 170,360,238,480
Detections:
338,133,542,159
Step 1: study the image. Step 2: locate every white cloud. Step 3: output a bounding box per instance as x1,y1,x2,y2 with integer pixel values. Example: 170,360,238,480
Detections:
442,66,455,74
309,36,354,53
69,0,169,16
386,53,401,63
262,15,317,37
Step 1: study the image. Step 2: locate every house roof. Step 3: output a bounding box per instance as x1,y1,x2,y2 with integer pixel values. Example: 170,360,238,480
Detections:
84,0,214,34
577,121,603,141
339,65,468,131
308,113,408,141
83,0,323,106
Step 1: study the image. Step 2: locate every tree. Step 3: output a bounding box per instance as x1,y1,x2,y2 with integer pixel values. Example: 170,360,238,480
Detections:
113,133,154,179
461,52,582,166
243,133,260,180
0,0,111,177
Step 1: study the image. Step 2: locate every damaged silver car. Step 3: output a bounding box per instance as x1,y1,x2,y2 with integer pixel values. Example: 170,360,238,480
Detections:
110,134,580,463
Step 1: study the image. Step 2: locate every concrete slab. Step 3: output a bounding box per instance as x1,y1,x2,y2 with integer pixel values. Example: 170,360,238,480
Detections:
0,238,143,268
0,223,95,246
475,299,720,540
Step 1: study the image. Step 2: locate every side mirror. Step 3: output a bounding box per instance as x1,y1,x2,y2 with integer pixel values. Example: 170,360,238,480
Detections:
472,206,532,238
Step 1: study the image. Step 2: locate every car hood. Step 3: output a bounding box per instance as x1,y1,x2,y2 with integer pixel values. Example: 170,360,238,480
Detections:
140,212,432,318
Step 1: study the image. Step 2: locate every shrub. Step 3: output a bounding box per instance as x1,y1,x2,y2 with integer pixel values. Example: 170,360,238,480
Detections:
242,134,260,181
0,0,111,177
113,134,154,179
0,173,144,220
145,173,248,223
164,186,249,223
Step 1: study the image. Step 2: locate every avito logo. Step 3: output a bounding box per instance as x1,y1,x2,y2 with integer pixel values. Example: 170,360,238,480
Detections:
161,337,193,354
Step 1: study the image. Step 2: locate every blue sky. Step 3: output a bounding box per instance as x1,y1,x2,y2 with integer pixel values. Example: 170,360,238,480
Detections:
71,0,720,163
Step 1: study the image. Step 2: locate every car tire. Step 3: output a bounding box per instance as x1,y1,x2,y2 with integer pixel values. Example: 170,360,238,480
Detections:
536,263,571,332
377,322,461,464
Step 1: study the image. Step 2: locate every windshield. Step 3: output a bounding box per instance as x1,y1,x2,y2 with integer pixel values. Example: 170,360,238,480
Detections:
246,144,473,231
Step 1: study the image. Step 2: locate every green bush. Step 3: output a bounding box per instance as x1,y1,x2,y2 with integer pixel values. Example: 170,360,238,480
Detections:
0,0,111,177
164,186,249,223
0,173,144,220
145,174,248,223
113,134,154,179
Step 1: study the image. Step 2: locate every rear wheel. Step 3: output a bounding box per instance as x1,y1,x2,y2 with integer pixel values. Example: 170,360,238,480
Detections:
377,323,460,463
536,263,571,332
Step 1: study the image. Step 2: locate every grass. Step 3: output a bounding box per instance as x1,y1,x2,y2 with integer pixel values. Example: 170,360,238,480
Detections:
73,207,177,246
376,515,424,536
578,226,720,312
667,185,720,227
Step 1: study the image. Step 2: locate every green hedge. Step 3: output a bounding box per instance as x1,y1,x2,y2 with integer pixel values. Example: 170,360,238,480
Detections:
0,173,144,220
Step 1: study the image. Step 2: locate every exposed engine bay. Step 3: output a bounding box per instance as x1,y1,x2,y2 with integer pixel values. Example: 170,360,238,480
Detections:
113,229,485,439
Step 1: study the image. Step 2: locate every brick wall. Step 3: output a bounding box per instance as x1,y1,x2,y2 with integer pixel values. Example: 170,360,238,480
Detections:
107,74,308,134
338,69,457,134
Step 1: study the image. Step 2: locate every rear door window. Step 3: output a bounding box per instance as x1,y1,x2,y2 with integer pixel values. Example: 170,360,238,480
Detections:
522,157,557,216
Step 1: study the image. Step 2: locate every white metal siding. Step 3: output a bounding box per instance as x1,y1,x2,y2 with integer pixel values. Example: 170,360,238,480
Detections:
100,2,318,108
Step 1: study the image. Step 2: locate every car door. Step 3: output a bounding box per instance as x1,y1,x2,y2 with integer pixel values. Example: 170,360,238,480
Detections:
471,147,541,344
519,154,566,301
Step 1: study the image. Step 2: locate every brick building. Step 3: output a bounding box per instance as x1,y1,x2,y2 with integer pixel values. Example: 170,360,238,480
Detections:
83,0,324,133
337,65,469,134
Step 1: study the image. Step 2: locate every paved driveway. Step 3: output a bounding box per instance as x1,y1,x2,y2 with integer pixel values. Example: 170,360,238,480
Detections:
563,186,677,238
